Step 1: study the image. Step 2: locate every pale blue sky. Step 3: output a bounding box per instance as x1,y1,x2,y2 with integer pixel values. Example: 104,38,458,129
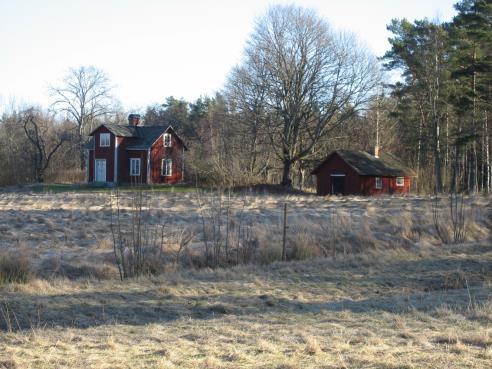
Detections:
0,0,457,113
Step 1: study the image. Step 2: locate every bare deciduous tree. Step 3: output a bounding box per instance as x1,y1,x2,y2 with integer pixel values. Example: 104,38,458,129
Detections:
228,5,381,187
22,109,69,183
50,66,114,168
50,66,113,135
226,60,272,179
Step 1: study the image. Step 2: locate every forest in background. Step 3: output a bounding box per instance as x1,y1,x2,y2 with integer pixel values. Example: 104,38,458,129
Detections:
0,0,490,194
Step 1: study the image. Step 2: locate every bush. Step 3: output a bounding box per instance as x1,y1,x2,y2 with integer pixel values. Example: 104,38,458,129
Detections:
0,252,32,284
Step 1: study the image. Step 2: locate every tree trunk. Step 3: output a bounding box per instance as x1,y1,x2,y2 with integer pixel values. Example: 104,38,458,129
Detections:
281,159,292,188
485,111,490,193
416,103,425,193
434,118,443,193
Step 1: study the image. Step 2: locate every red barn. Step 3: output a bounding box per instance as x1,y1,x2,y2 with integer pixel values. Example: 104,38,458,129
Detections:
311,149,414,196
84,114,187,185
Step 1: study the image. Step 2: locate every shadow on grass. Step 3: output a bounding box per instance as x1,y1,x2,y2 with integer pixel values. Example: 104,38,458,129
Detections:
1,255,490,332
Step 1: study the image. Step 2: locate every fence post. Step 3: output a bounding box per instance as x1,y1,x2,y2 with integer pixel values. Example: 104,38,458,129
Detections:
282,202,288,261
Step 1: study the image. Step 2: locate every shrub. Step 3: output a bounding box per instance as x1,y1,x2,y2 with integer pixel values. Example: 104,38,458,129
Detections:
0,252,32,284
288,229,323,261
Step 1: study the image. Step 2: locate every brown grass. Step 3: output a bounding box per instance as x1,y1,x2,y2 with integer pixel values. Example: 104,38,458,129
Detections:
0,241,490,368
0,251,32,284
0,192,490,368
1,192,490,276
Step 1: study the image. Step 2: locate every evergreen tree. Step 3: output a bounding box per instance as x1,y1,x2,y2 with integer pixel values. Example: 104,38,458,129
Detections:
448,0,492,191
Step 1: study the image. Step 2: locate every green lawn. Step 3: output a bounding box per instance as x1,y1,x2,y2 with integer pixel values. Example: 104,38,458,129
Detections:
27,183,200,193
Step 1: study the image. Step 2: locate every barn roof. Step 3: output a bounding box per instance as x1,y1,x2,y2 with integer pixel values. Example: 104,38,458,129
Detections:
84,124,187,150
311,150,415,177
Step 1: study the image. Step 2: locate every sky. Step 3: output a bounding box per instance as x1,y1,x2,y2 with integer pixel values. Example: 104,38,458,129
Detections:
0,0,458,113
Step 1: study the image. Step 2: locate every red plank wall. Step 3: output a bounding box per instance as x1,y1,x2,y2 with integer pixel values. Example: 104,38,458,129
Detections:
315,153,361,195
360,176,410,195
119,148,148,184
150,132,184,184
92,126,114,182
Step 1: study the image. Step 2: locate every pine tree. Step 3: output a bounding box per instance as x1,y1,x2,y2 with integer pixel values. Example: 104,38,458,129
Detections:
448,0,492,192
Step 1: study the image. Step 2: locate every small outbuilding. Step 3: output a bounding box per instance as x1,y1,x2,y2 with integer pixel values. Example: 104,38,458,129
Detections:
311,149,414,196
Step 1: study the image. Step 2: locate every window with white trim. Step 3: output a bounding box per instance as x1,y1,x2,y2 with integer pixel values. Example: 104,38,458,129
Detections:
100,133,110,147
130,158,141,176
163,133,172,147
396,177,405,187
375,177,383,189
161,158,172,176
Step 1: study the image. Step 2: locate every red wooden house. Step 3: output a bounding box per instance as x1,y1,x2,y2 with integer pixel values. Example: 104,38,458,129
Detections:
311,149,414,196
84,114,187,185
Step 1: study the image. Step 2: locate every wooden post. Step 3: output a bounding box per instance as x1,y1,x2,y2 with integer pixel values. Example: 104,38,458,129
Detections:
282,203,288,261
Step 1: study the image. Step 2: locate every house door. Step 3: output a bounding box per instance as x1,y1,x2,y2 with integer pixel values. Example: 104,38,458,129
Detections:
95,159,106,182
330,175,345,195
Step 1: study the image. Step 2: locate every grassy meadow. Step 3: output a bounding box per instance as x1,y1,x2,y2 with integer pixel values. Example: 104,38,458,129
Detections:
0,191,491,368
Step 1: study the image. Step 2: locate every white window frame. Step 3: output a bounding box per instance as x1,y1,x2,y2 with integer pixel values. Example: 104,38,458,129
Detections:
163,133,172,147
161,158,172,176
100,133,110,147
375,177,383,189
396,177,405,187
130,158,141,176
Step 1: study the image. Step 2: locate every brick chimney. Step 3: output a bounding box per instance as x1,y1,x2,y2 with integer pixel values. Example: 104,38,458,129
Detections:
128,114,141,126
374,145,380,158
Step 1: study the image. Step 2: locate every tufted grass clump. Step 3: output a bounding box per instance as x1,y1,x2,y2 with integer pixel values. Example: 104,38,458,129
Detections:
0,252,32,284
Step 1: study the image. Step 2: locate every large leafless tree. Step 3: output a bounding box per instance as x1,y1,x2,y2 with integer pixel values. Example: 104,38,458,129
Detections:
50,66,113,168
228,5,381,186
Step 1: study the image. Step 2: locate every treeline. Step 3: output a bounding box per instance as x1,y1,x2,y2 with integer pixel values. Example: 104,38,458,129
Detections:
384,0,491,193
0,1,490,193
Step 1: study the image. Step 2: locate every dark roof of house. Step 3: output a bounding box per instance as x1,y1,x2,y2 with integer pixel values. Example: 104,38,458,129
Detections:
311,149,415,177
101,124,137,137
83,123,188,150
126,126,170,149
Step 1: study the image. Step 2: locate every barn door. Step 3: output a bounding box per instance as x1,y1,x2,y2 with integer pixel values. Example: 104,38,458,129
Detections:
330,174,345,195
95,159,106,182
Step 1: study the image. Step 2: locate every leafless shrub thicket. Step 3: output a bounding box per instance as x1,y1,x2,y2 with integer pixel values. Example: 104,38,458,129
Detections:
110,188,194,280
318,208,353,259
432,193,469,244
196,190,259,267
106,191,491,279
109,189,263,277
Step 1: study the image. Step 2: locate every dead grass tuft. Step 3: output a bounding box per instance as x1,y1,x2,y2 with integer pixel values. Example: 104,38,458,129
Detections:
276,363,298,369
302,335,322,355
461,332,492,348
204,355,222,369
256,338,278,354
0,360,17,369
434,333,459,345
0,251,32,284
97,237,113,250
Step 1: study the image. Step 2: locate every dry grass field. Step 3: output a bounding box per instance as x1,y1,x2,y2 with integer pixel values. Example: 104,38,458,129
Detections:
0,191,491,368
